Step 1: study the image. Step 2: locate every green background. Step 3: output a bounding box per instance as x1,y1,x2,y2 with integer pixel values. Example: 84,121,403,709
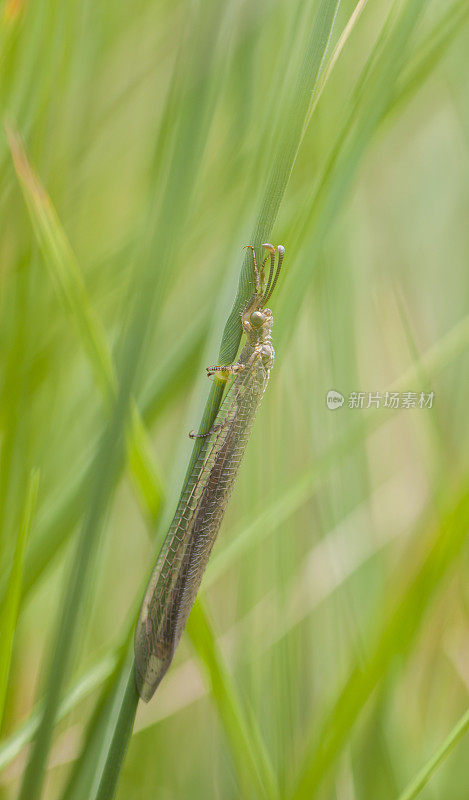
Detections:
1,0,469,798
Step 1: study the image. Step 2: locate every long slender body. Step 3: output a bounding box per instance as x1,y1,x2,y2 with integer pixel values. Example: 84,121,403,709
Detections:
134,244,284,702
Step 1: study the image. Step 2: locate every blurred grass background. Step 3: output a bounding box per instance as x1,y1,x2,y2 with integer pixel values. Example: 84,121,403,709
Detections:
1,0,469,798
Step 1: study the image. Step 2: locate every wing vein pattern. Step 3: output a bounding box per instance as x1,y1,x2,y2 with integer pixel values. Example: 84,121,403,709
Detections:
134,348,269,700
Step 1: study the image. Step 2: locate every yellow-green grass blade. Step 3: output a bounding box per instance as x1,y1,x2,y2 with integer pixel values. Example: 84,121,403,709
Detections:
290,481,469,799
0,311,206,613
392,0,469,116
301,0,370,138
396,706,469,800
17,386,133,800
61,648,136,800
278,0,428,333
276,0,469,354
0,653,117,774
186,0,342,473
5,123,164,524
186,599,279,800
0,469,39,730
91,664,139,800
5,123,115,400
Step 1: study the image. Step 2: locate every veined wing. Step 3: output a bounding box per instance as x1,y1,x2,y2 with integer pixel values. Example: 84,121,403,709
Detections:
135,350,269,701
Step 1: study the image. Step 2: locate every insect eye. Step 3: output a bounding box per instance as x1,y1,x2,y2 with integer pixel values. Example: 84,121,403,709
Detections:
250,311,265,328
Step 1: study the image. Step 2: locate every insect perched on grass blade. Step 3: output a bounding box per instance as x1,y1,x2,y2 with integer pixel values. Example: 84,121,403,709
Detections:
134,243,285,702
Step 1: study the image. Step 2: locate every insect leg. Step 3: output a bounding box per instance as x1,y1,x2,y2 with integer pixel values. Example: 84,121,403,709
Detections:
188,407,235,439
206,362,245,378
188,424,223,439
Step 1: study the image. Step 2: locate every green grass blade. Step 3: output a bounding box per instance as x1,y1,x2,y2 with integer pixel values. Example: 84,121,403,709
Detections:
396,707,469,800
187,0,341,470
60,645,136,800
77,581,278,800
187,599,279,800
5,123,164,524
92,664,139,800
0,310,206,612
302,0,370,135
279,0,427,330
279,0,469,343
5,122,116,400
126,403,162,522
0,469,39,729
290,482,469,798
17,399,131,800
392,0,469,115
0,654,117,773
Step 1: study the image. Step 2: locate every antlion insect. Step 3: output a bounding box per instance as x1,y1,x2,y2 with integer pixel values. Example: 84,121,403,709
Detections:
134,243,285,701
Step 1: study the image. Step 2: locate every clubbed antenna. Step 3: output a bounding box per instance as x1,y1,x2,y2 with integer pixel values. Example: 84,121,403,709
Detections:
261,243,276,300
243,245,260,292
262,244,285,305
259,251,271,294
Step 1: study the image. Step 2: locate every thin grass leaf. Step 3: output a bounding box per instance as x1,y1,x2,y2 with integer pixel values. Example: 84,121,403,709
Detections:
0,311,206,613
396,706,469,800
302,0,370,137
278,0,427,334
291,481,469,799
281,0,469,341
54,604,141,800
61,654,135,800
92,664,140,800
276,0,469,372
186,599,279,800
5,122,164,523
5,122,115,400
0,654,117,773
392,0,469,116
17,393,132,800
0,469,39,730
187,0,342,466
